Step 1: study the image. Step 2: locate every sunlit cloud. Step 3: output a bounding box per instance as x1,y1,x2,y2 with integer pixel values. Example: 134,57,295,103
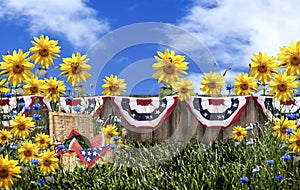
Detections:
0,0,110,48
179,0,300,74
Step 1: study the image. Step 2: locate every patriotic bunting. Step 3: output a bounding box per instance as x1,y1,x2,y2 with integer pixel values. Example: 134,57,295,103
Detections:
0,95,50,128
253,96,300,125
59,96,107,117
28,96,52,113
4,95,288,131
110,96,178,129
184,96,250,128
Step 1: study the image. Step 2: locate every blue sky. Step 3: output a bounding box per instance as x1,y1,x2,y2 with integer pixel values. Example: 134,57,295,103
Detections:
0,0,300,95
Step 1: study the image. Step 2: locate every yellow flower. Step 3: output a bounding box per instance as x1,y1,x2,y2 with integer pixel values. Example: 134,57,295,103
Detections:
0,49,34,86
249,52,277,83
29,35,61,69
42,77,66,102
233,73,257,95
152,49,189,85
115,138,122,148
172,78,194,101
10,114,34,139
0,129,12,144
277,41,300,76
35,133,51,149
23,77,46,95
289,130,300,153
200,71,225,95
18,140,39,163
101,124,119,143
268,71,298,102
38,149,59,174
232,126,247,141
60,52,91,86
0,155,21,190
0,79,10,94
273,116,297,141
109,136,123,148
102,75,126,96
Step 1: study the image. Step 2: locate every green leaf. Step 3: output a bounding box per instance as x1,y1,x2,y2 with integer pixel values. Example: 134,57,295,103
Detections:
159,87,173,99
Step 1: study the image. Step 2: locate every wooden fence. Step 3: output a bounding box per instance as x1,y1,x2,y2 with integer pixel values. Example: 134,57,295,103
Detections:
100,97,267,143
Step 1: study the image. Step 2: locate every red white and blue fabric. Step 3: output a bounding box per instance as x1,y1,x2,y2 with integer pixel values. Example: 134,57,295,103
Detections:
253,96,300,123
111,96,178,129
75,145,110,168
184,96,250,128
59,96,107,117
0,95,51,128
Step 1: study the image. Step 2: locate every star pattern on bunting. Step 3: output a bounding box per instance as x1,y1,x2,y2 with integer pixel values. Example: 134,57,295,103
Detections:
121,97,168,121
194,98,240,120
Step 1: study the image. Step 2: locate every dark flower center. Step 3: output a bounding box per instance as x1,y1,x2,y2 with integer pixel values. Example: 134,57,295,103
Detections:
107,133,113,138
236,131,242,136
110,85,119,93
50,87,57,94
280,125,287,134
296,139,300,146
39,139,45,144
258,63,268,73
24,149,32,157
240,83,249,90
290,54,300,66
39,48,49,57
71,62,82,74
30,86,39,94
13,63,24,74
1,135,7,141
180,87,188,94
43,159,52,166
208,81,217,89
0,167,9,178
277,83,287,92
163,63,175,75
18,124,26,130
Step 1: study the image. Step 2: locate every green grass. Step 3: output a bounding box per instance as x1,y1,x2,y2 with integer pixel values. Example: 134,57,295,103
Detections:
15,125,300,190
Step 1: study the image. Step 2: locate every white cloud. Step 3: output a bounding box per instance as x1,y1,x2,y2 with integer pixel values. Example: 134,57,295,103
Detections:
0,0,110,48
179,0,300,74
187,72,203,94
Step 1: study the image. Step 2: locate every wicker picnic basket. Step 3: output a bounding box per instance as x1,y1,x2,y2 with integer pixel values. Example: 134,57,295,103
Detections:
59,151,86,171
59,149,114,171
49,112,94,145
48,112,113,171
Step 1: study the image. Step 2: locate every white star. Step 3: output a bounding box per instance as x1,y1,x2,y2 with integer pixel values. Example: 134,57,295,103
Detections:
88,151,91,156
155,110,160,115
161,103,166,107
93,151,98,156
204,113,208,117
145,115,150,119
81,151,86,155
217,115,224,119
233,103,238,107
87,157,91,162
227,110,232,114
132,113,136,117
